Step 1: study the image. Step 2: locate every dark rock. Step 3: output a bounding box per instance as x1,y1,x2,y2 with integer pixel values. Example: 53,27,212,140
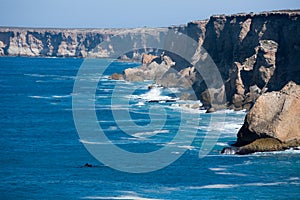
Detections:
206,107,215,113
83,163,93,167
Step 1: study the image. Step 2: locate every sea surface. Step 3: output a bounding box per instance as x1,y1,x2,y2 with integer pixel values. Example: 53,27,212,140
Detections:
0,57,299,199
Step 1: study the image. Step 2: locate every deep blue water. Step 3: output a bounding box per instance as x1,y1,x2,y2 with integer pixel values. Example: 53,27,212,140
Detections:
0,57,299,199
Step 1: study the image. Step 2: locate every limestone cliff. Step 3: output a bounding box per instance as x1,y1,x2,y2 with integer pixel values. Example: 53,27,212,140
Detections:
120,10,300,109
1,10,300,109
0,27,167,59
198,10,300,109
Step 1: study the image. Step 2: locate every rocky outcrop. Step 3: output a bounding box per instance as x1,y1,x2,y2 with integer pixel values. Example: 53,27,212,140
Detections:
141,54,158,65
221,81,300,154
120,10,300,109
235,81,300,147
236,138,284,155
109,73,124,80
123,54,174,82
222,138,284,155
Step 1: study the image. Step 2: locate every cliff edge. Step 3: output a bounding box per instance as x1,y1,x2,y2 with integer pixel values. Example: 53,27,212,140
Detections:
1,10,300,110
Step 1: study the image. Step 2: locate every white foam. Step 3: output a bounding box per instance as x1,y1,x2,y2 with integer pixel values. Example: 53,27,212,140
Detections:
132,130,169,138
177,145,195,150
29,95,51,99
216,142,229,147
289,177,300,181
223,123,242,130
169,103,206,114
189,184,237,189
135,101,145,106
209,168,226,171
82,195,162,200
252,147,300,155
244,182,285,187
24,73,50,78
134,87,176,102
52,94,71,98
187,181,288,190
215,172,247,177
79,139,109,145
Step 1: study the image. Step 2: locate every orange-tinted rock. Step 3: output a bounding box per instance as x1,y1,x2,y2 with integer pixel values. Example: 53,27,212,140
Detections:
142,54,158,65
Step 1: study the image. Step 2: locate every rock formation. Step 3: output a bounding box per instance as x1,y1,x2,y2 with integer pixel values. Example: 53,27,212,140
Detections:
119,10,300,109
222,81,300,154
109,73,124,80
235,81,300,147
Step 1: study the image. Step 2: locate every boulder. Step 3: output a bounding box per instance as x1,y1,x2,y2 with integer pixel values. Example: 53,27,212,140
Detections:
235,81,300,148
110,73,124,80
142,54,158,65
124,55,173,82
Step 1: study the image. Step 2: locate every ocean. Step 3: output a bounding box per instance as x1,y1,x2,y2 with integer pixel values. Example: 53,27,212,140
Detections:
0,57,299,199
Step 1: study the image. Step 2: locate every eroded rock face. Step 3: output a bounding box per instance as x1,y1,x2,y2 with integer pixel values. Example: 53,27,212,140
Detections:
235,81,300,147
117,11,300,109
1,11,300,109
202,11,300,110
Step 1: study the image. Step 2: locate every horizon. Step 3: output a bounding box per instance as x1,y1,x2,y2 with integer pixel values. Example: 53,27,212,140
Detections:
1,0,299,29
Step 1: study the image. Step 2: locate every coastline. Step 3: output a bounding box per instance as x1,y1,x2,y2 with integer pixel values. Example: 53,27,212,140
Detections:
2,10,300,154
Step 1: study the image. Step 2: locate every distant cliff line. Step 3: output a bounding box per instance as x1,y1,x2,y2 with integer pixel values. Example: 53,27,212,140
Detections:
0,26,168,59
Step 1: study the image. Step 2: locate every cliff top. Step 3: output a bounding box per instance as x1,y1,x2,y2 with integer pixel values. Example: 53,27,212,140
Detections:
0,26,168,34
211,9,300,19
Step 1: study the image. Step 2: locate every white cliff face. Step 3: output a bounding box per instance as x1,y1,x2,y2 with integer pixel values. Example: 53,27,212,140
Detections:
0,27,168,59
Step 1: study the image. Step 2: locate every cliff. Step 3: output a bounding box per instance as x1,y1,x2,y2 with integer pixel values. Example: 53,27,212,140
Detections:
0,27,167,60
198,10,300,109
1,10,300,110
118,10,300,109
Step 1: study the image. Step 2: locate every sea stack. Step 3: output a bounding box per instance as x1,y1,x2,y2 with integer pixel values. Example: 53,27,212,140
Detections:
223,81,300,154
